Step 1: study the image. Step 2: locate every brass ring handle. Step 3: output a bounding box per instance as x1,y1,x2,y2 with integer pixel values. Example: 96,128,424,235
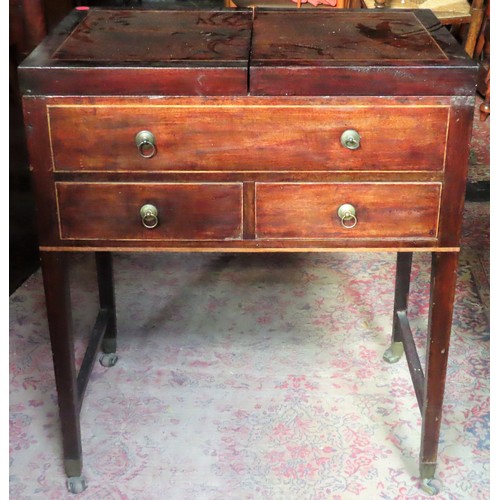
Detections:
135,130,157,158
340,129,361,150
337,203,358,229
140,204,159,229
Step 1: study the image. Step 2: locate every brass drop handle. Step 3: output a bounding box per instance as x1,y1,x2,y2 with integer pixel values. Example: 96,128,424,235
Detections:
135,130,157,158
337,203,358,229
140,204,159,229
340,129,361,150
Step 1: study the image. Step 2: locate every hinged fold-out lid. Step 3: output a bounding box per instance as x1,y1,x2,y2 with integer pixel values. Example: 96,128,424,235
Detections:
19,9,253,96
250,9,478,96
19,8,477,97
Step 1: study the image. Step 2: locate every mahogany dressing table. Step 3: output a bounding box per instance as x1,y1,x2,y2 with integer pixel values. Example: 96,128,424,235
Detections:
18,8,478,494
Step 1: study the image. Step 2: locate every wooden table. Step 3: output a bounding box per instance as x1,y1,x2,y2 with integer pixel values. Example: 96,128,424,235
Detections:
18,8,477,494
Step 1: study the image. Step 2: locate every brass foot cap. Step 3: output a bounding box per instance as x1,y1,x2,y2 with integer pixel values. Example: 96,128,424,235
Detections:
383,342,404,363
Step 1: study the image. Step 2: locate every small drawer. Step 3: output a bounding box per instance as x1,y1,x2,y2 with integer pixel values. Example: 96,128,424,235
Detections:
255,183,441,240
48,101,448,172
56,182,243,241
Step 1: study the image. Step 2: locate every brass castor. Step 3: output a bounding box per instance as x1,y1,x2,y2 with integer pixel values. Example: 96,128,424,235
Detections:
99,352,118,367
67,476,87,494
421,478,442,495
383,341,404,363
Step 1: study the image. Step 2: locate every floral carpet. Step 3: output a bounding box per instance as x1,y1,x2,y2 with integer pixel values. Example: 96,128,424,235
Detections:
9,218,489,499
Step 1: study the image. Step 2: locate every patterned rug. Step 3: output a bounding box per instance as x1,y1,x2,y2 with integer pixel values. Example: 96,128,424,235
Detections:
9,221,489,498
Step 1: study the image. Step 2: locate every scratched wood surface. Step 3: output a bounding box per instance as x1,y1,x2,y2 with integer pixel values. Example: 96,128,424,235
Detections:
251,10,448,62
18,9,477,96
250,9,478,95
18,9,253,96
52,10,253,63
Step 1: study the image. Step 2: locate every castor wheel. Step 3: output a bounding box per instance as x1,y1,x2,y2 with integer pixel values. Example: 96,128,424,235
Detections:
421,478,442,495
66,476,88,494
99,352,118,367
383,341,404,363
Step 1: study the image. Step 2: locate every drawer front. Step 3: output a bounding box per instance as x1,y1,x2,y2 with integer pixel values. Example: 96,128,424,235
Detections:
48,103,448,172
56,182,243,241
255,183,441,240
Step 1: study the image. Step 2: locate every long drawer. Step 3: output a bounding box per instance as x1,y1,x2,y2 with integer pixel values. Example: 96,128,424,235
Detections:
56,182,243,241
48,102,449,172
255,183,441,240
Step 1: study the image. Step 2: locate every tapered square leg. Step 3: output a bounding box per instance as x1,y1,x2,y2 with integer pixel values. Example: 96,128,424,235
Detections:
40,252,85,490
384,252,413,363
419,252,459,490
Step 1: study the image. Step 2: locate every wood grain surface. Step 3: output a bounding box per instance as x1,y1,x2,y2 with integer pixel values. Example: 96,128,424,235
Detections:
18,9,477,96
56,182,243,241
48,100,449,172
255,182,441,239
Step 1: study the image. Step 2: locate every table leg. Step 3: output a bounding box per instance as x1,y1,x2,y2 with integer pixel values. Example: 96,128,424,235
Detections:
420,252,459,492
40,251,86,492
384,252,413,363
96,252,118,367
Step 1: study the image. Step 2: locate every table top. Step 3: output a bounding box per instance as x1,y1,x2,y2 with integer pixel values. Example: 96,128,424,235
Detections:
19,8,477,96
252,10,448,63
52,10,253,64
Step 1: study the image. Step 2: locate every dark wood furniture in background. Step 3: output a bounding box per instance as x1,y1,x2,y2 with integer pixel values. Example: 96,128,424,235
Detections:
10,0,75,293
18,8,477,495
474,0,489,120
